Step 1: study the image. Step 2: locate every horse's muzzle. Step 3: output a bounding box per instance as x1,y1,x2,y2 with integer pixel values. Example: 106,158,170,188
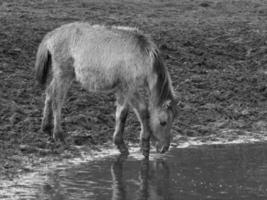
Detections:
156,142,170,154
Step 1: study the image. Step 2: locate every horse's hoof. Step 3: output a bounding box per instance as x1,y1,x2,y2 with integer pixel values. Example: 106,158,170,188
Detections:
118,143,129,156
116,153,129,161
41,125,52,136
119,148,129,156
53,132,67,145
142,148,150,158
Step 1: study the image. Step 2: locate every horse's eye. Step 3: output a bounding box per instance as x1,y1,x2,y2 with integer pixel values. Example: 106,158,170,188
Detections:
160,121,167,126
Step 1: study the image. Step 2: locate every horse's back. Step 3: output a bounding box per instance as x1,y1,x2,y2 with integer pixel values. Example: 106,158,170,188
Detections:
44,22,157,92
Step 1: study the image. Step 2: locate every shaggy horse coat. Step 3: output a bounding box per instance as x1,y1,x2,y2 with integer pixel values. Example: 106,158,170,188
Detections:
35,22,176,157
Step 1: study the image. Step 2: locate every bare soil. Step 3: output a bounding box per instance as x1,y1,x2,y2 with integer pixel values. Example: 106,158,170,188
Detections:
1,0,267,180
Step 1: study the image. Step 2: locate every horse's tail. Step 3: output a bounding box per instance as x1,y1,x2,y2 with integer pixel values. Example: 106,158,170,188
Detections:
35,41,51,86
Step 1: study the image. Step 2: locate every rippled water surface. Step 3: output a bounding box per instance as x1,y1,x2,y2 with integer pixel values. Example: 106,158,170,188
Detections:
8,142,267,200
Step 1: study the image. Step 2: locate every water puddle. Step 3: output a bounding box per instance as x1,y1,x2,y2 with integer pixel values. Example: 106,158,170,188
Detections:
3,142,267,200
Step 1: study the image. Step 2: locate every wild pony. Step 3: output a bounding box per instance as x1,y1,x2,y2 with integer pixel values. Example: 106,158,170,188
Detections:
35,22,176,157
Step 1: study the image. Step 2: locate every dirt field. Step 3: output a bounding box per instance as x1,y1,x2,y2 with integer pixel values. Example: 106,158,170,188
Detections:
1,0,267,180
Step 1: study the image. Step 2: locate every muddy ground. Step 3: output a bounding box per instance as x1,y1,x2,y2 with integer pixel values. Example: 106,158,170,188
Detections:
1,0,267,180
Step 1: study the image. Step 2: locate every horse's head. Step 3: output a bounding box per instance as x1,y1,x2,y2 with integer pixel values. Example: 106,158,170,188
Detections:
149,99,177,153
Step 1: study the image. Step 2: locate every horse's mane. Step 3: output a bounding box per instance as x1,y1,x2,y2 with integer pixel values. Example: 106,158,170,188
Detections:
151,51,175,106
120,30,175,106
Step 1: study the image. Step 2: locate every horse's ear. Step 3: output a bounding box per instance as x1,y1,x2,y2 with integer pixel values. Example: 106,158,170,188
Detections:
162,99,178,117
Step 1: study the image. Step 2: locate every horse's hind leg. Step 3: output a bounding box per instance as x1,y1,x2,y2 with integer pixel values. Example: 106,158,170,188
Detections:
41,88,53,136
113,93,129,155
129,93,151,157
50,75,72,142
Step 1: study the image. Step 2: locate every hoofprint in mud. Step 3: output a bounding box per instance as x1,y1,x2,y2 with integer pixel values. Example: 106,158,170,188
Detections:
35,22,177,157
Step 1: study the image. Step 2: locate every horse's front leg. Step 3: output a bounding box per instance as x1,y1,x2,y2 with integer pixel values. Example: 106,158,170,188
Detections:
113,94,129,155
129,93,151,158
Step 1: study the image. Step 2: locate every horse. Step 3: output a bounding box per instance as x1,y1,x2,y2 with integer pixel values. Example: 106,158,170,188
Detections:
35,22,177,157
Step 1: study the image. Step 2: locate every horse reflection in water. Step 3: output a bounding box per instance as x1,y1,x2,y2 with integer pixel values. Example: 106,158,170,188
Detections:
111,156,172,200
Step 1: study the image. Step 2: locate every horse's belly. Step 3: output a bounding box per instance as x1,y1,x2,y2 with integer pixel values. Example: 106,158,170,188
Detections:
74,66,119,92
76,73,114,92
